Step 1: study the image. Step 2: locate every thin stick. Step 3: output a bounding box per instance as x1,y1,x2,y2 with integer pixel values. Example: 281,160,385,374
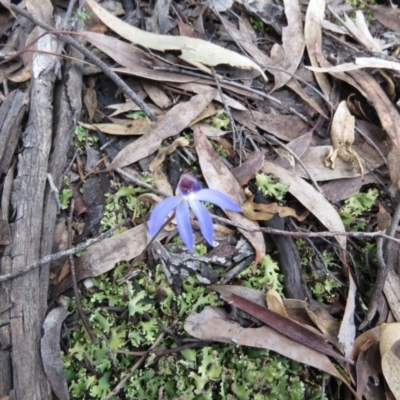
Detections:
0,222,124,283
103,328,167,400
9,4,157,121
68,200,98,344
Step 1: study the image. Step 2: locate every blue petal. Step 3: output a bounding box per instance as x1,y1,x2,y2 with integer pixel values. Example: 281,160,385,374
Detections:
189,199,214,246
195,189,242,212
148,197,181,236
176,201,194,251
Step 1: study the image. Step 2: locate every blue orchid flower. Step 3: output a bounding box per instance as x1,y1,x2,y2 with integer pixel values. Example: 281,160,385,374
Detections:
148,173,242,251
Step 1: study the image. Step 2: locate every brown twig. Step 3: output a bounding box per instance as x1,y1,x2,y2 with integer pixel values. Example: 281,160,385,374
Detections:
67,200,98,344
9,4,157,121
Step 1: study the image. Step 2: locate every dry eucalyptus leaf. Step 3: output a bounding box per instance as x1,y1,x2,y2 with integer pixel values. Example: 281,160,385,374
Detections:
142,82,171,109
325,101,364,179
40,305,70,400
149,167,174,196
184,306,356,395
348,70,400,189
51,224,171,296
148,137,190,172
231,110,307,141
266,289,287,316
270,0,305,90
307,57,400,74
86,0,267,80
79,119,152,136
380,323,400,399
304,0,332,97
231,151,264,186
241,190,308,222
107,90,216,170
262,161,346,249
81,31,196,83
384,269,400,322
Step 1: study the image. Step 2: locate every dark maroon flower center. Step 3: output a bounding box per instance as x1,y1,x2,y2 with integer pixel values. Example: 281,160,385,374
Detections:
178,173,201,196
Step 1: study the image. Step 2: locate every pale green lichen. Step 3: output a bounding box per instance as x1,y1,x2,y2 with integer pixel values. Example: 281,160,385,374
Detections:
63,262,326,399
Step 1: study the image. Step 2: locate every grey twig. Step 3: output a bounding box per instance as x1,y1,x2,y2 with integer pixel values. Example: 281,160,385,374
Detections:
0,222,124,283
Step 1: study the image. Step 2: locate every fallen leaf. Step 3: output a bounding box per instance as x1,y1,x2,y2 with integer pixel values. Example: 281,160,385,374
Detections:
210,285,349,362
51,224,171,296
270,0,305,90
86,0,267,80
142,82,171,109
232,109,307,141
341,11,382,52
266,289,287,316
384,269,400,322
380,323,400,399
304,0,332,97
307,57,400,74
356,343,382,399
365,3,400,33
350,326,380,360
83,77,97,120
338,273,357,358
169,82,247,111
81,31,197,83
262,160,346,249
295,143,382,181
241,190,308,221
348,70,400,189
107,90,216,170
148,137,190,172
40,302,70,400
79,119,152,136
184,306,357,397
193,126,266,263
231,151,264,186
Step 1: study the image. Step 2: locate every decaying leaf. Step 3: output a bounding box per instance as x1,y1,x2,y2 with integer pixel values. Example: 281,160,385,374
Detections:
79,119,152,136
81,31,197,83
304,0,332,97
231,151,264,186
380,323,400,399
193,126,266,263
270,0,305,90
232,109,307,141
40,301,70,400
266,289,287,316
185,306,357,396
325,101,364,179
384,269,400,322
262,161,346,249
86,0,267,80
210,285,348,362
148,137,190,172
51,224,171,296
241,189,309,221
107,90,216,170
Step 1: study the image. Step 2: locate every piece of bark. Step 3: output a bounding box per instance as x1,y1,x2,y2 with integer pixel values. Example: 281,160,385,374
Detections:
0,90,29,176
0,44,57,400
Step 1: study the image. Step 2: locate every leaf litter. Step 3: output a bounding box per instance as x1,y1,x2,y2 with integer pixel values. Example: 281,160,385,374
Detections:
3,0,399,397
